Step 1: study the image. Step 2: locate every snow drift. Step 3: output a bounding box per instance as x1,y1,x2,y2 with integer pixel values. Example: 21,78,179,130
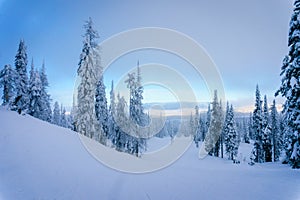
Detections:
0,108,299,200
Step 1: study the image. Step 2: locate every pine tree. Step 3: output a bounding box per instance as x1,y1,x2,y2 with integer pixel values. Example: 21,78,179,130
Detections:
60,105,68,128
108,81,117,145
224,104,240,162
95,74,109,139
125,64,147,156
52,101,61,126
276,0,300,168
28,67,43,119
39,61,52,122
270,100,281,162
0,64,16,106
204,90,223,157
114,94,129,152
14,39,29,114
74,17,100,139
262,95,269,130
262,124,273,162
252,85,264,163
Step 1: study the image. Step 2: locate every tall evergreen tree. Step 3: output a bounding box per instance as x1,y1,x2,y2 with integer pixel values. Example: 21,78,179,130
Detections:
261,95,272,162
60,105,68,128
252,85,264,163
108,81,117,144
95,74,109,139
52,101,61,126
74,17,100,139
270,100,281,162
125,64,147,156
39,61,52,122
0,64,16,106
262,95,269,130
28,67,43,119
14,39,29,114
276,0,300,168
262,124,273,162
204,90,223,157
224,105,240,161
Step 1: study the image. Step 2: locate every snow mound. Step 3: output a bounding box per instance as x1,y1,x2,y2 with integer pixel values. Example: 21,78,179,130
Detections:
0,108,299,200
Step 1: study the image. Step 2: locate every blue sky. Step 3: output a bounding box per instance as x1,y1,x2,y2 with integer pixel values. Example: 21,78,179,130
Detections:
0,0,293,112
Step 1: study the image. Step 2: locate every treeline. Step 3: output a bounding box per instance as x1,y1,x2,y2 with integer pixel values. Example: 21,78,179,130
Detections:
0,40,69,126
73,18,149,157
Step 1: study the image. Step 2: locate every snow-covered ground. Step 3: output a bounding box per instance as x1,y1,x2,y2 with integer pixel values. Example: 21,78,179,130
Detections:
0,108,299,200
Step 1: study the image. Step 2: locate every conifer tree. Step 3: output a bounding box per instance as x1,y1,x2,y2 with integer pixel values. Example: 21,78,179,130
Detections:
252,85,264,163
39,61,52,122
74,17,100,139
28,68,43,119
52,101,61,126
270,100,282,162
224,105,240,161
276,0,300,168
14,39,29,114
95,75,109,138
205,90,223,156
0,64,16,106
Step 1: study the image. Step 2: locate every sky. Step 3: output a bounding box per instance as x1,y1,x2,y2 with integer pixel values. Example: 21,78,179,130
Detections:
0,0,294,112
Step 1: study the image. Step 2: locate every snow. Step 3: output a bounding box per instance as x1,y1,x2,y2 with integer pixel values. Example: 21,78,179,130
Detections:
0,108,299,200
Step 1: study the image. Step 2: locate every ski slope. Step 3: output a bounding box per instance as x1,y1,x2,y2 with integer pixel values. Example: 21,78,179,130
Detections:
0,108,299,200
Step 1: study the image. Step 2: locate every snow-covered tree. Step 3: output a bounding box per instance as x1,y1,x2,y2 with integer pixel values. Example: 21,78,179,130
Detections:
0,64,16,106
60,105,68,128
124,64,147,156
114,94,129,152
14,39,29,114
28,63,43,119
74,17,100,139
39,61,52,122
95,74,109,138
276,0,300,168
252,85,264,163
270,100,281,162
108,80,117,143
52,101,61,126
205,90,223,157
224,104,240,161
262,95,269,130
262,124,272,162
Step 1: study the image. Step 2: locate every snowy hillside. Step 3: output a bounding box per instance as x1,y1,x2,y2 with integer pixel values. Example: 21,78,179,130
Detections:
0,108,299,200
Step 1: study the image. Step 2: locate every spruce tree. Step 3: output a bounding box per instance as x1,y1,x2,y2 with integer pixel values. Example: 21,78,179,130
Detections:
108,81,117,145
0,64,16,106
74,17,100,139
95,74,109,138
270,100,281,162
262,95,269,130
204,90,223,156
224,105,240,161
14,39,29,114
28,68,43,119
52,101,61,126
276,0,300,168
60,105,68,128
252,85,264,163
39,61,52,122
